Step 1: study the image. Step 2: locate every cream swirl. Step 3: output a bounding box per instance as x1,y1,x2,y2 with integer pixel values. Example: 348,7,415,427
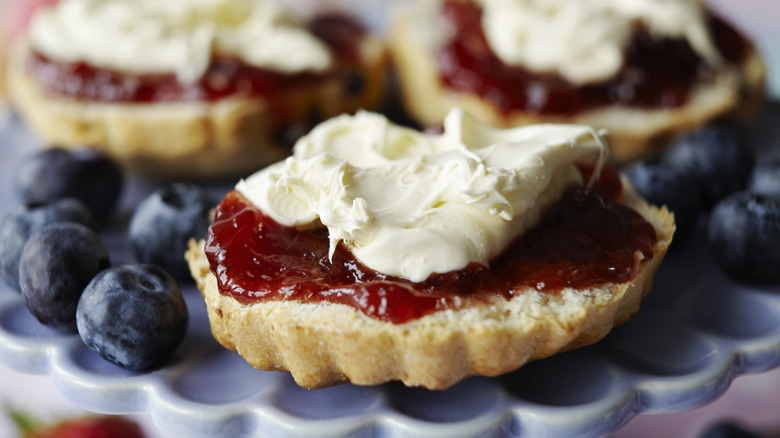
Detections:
478,0,721,85
28,0,333,84
237,109,608,282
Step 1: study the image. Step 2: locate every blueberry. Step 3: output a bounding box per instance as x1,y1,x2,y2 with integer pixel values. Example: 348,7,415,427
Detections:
699,421,759,438
19,222,110,332
623,160,702,242
664,125,754,207
747,156,780,197
707,192,780,284
77,264,188,371
15,148,123,222
0,199,96,291
129,184,215,281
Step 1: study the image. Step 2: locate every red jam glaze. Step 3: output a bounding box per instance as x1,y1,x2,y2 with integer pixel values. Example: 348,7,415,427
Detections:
308,14,366,65
204,165,658,324
26,15,365,103
438,0,749,116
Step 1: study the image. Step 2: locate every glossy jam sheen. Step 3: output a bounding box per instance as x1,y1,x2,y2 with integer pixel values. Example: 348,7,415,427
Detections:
205,165,658,324
438,0,749,116
26,15,364,103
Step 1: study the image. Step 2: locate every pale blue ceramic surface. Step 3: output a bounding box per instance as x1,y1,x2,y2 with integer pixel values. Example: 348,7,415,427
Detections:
1,105,780,438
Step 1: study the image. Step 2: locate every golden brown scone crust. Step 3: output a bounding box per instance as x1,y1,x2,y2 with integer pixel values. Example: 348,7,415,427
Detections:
7,37,385,179
186,183,675,389
388,2,766,164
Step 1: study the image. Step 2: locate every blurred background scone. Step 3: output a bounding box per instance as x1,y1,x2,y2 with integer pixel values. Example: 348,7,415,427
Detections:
389,0,766,163
6,0,385,178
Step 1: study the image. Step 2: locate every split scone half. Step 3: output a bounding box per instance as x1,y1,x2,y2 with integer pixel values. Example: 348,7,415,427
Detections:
187,108,675,389
389,0,765,164
7,0,384,179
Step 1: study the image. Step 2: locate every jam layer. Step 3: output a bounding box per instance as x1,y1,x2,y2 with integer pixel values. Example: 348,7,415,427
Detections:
204,165,658,324
438,0,749,116
26,15,365,103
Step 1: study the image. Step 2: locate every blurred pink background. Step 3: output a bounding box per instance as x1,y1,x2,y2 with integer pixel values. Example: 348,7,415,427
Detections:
1,1,779,437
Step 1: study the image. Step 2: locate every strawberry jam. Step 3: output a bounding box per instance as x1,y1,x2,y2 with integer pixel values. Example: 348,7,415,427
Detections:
438,0,749,116
204,165,658,324
26,15,364,103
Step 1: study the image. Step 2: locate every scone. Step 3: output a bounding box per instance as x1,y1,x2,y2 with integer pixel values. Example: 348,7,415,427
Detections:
389,0,765,163
186,108,675,389
7,0,384,178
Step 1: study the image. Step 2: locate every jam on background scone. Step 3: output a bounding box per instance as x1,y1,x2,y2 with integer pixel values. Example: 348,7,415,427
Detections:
389,0,766,164
6,0,385,179
186,109,675,389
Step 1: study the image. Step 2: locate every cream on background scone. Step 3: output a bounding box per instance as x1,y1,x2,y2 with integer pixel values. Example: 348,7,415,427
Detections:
389,0,765,163
186,108,675,389
7,0,384,178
